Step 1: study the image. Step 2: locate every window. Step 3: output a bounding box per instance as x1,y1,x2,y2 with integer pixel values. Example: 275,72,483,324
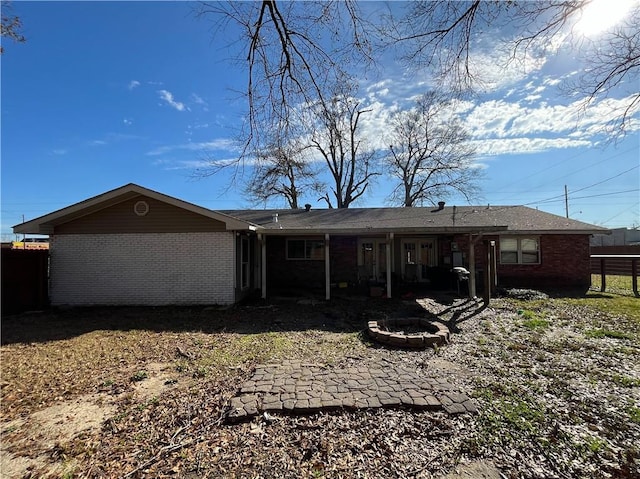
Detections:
404,242,416,264
286,239,324,260
500,237,540,264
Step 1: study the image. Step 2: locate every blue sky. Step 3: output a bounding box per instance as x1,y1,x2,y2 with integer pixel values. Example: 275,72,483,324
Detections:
2,1,639,240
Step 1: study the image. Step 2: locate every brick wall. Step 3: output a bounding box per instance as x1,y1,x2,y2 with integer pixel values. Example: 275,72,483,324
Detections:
266,236,325,290
453,234,591,289
50,232,235,306
265,236,358,291
329,236,358,284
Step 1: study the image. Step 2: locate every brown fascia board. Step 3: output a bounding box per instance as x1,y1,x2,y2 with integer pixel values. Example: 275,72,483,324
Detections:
13,183,256,235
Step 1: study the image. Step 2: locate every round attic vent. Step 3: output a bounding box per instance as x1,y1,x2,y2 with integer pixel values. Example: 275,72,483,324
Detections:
134,200,149,216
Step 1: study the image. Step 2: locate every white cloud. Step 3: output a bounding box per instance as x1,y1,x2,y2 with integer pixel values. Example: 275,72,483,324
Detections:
543,77,561,87
52,148,68,155
365,80,391,93
153,157,240,171
191,93,208,111
471,137,592,157
461,92,640,143
464,100,524,138
157,90,188,112
128,80,140,90
146,139,237,156
466,49,548,93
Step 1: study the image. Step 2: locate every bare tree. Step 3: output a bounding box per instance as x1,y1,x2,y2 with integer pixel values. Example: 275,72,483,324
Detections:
1,1,26,54
392,1,640,132
561,15,640,135
306,83,380,208
386,92,481,207
203,1,639,140
245,139,322,209
196,1,373,152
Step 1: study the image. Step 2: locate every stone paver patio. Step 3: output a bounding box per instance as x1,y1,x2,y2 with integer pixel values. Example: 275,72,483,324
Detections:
225,359,477,422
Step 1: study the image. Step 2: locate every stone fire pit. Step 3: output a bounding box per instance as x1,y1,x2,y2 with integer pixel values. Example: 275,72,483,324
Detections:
367,317,450,348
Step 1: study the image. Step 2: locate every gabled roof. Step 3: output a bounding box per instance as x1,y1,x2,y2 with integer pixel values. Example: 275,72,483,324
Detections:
223,205,609,235
13,183,609,236
13,183,258,235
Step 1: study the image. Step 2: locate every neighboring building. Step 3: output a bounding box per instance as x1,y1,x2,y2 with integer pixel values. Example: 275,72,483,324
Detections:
591,227,640,246
13,183,608,306
11,238,49,250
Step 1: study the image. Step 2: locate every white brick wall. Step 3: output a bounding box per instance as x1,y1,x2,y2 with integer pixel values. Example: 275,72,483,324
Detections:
50,232,236,306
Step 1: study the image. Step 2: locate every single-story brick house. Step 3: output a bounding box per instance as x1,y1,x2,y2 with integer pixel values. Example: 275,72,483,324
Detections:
13,183,608,306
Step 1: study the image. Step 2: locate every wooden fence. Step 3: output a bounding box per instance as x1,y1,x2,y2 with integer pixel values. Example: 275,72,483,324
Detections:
590,246,639,297
591,246,640,275
1,248,49,314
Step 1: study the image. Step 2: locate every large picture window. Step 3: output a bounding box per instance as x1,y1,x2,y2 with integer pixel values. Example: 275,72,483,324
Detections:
500,237,540,264
286,239,324,260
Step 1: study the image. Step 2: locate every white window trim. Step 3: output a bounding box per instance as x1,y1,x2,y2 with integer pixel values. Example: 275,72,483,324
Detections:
499,236,541,265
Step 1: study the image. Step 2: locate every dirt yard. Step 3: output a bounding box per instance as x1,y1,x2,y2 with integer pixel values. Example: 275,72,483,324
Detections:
1,289,638,478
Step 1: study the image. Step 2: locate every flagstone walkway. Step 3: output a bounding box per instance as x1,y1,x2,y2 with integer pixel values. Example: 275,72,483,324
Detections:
225,359,477,422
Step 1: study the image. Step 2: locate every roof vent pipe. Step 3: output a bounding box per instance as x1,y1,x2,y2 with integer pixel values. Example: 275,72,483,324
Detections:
272,213,279,223
437,201,446,210
305,203,312,212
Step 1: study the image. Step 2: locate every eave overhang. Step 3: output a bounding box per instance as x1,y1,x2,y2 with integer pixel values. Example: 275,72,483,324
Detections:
12,183,258,235
254,225,509,236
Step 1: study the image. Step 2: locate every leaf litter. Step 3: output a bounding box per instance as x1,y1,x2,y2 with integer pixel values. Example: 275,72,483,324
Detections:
0,293,638,478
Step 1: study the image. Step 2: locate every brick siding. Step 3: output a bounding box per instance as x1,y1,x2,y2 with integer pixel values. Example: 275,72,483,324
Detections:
266,236,325,290
50,232,235,306
453,234,591,289
265,236,358,291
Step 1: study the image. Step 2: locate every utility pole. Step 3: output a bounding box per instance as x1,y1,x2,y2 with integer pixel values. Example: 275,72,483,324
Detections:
564,185,569,219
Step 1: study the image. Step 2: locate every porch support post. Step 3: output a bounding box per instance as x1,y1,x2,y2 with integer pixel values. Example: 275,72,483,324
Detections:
325,233,331,301
260,234,267,299
468,234,476,298
483,241,491,304
490,240,497,296
386,233,393,299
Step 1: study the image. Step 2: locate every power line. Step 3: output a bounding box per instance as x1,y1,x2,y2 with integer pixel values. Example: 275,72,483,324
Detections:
600,201,640,225
489,146,637,196
570,165,639,195
532,188,639,205
521,165,639,207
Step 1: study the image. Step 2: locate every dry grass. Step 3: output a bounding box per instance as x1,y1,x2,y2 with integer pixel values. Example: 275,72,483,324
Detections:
1,293,639,478
591,273,638,297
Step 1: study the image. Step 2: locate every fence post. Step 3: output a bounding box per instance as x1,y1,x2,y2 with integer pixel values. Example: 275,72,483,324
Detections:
632,259,638,297
600,258,606,292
